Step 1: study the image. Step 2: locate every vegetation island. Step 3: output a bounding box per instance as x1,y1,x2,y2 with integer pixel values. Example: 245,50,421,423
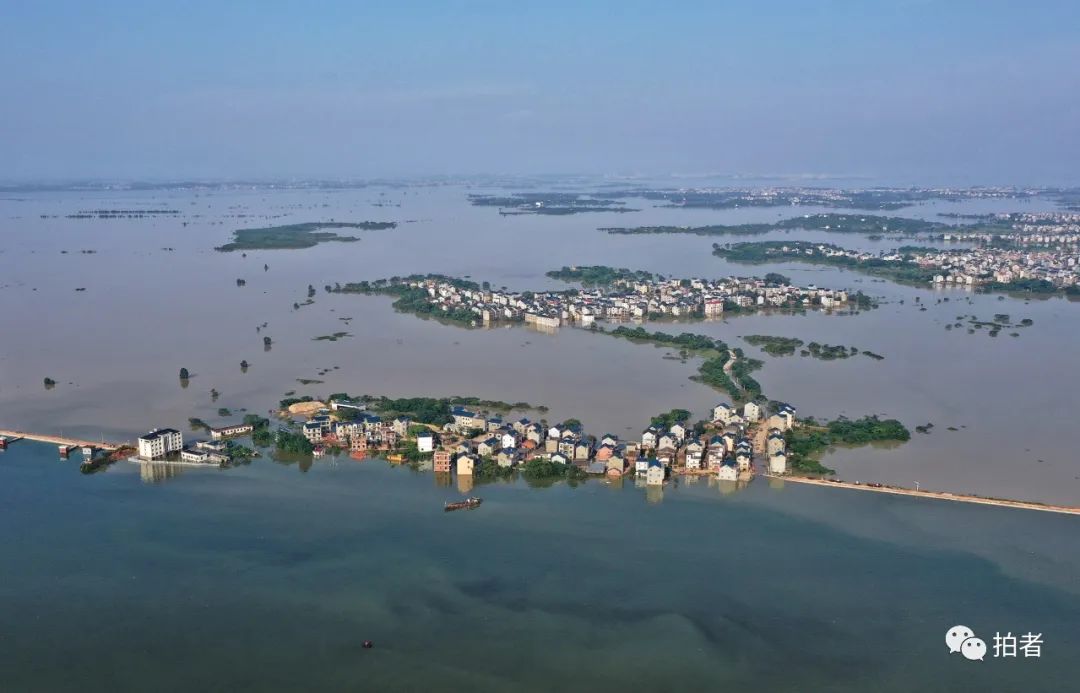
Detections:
601,213,945,237
743,335,884,360
545,265,656,285
784,416,911,475
467,192,637,215
594,325,762,403
214,221,396,252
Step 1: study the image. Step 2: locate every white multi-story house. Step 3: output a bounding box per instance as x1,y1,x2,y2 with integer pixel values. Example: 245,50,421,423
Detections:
769,452,788,475
138,428,183,460
743,402,761,422
717,459,738,481
645,459,665,486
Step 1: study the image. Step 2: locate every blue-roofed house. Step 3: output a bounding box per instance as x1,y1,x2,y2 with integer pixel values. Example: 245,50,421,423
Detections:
646,458,665,486
477,437,500,457
717,458,738,481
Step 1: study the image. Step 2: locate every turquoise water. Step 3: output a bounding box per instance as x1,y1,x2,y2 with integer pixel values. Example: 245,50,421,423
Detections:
1,440,1077,692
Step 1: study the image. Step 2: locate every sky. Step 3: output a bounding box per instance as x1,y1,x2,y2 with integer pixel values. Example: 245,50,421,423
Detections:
2,0,1079,185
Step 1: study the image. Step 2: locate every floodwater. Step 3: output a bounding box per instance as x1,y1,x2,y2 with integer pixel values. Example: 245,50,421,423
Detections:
0,185,1078,504
0,440,1077,692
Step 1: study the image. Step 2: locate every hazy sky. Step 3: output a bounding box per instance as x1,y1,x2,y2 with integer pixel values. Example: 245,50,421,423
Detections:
3,1,1078,184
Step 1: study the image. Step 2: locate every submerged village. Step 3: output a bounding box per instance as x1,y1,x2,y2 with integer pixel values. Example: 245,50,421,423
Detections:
7,262,1078,513
4,244,1080,512
1,268,913,503
84,394,805,497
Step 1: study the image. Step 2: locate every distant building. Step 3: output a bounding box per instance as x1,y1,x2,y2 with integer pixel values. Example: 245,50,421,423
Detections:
138,428,183,460
769,452,788,475
392,417,411,436
645,458,665,486
416,432,435,453
330,399,367,413
767,431,786,455
210,424,253,440
712,403,732,424
302,421,325,443
456,454,476,476
717,459,738,481
606,454,626,477
433,450,452,473
180,440,230,465
451,406,486,431
743,402,761,422
641,427,659,450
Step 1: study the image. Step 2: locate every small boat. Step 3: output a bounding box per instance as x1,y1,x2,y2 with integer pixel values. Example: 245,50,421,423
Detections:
444,497,483,512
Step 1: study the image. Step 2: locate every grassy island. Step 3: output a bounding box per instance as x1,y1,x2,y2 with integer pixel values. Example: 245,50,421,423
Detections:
332,275,485,326
215,222,396,252
744,335,884,361
743,335,804,356
468,193,636,215
546,266,655,285
313,332,351,341
786,416,911,475
597,326,763,402
347,394,544,426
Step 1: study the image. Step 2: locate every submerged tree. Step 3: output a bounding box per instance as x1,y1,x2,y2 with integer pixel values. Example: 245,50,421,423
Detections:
240,360,249,372
179,367,190,380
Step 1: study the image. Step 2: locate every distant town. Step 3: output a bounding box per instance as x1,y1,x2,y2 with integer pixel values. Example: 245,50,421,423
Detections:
714,238,1080,295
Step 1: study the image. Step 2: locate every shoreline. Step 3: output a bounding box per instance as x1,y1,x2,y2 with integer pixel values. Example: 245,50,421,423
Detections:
7,425,1078,516
772,474,1080,516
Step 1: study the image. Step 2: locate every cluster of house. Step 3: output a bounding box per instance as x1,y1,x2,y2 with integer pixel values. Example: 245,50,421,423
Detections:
397,274,851,329
937,213,1080,251
302,410,412,455
136,425,250,465
786,242,1079,290
395,401,797,485
912,248,1078,288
